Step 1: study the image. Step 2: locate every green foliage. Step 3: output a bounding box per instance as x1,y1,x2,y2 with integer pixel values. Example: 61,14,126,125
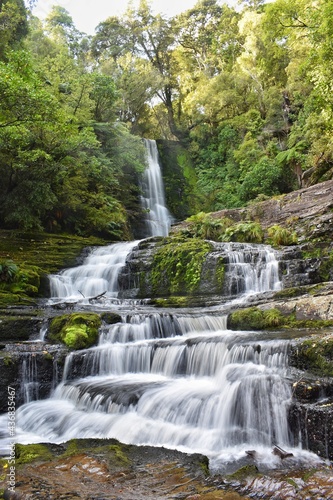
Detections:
222,221,264,243
295,337,333,377
0,260,18,283
151,238,212,296
267,225,298,246
239,157,288,202
15,443,52,465
228,306,333,331
0,0,28,60
49,313,101,350
1,0,333,236
185,212,233,240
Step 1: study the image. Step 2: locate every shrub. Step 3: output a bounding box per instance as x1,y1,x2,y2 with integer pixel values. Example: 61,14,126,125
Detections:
185,212,232,240
221,221,264,243
267,225,298,246
0,260,18,283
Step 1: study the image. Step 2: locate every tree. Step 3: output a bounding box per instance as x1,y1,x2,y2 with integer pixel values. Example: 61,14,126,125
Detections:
0,0,28,59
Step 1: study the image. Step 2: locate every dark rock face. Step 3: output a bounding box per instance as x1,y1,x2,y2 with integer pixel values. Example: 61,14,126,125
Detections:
0,316,43,343
289,401,333,460
118,239,325,301
0,345,66,412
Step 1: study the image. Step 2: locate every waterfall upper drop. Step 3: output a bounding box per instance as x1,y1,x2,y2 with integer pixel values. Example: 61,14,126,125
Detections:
141,139,173,237
49,241,139,303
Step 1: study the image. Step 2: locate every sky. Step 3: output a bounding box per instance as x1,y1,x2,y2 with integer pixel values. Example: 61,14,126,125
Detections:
32,0,206,35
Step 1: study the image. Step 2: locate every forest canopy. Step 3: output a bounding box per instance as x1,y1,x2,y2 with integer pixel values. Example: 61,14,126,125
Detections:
0,0,332,239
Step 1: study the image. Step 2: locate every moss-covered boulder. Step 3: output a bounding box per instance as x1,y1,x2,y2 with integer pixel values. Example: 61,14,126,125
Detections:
227,307,285,330
289,335,333,377
48,313,101,350
150,238,213,297
227,306,333,331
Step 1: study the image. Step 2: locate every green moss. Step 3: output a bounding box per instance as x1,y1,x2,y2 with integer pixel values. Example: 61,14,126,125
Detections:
273,287,304,299
3,355,13,366
286,478,298,489
61,439,80,457
318,250,333,282
295,338,333,377
151,237,212,297
0,230,106,307
228,306,333,331
227,464,259,481
49,313,101,349
151,296,193,308
199,456,210,476
15,444,52,465
108,444,130,465
228,307,284,330
215,257,225,290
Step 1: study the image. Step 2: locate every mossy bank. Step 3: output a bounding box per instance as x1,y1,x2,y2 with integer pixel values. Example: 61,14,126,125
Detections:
0,230,106,308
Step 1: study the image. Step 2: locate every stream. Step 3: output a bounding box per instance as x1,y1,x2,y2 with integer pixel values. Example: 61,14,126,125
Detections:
0,140,329,478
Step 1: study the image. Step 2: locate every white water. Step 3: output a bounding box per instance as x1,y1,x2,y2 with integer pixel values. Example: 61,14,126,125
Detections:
0,146,324,470
0,242,324,469
48,240,139,304
223,242,282,297
48,139,172,303
13,315,295,465
141,139,173,237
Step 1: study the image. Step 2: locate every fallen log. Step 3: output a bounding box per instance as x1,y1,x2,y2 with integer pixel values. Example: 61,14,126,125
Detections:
88,291,107,302
272,446,294,459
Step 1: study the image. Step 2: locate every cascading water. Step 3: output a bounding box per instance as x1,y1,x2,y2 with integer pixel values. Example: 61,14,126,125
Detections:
223,242,282,297
48,139,172,305
0,240,323,469
14,313,294,467
48,241,139,305
141,139,173,237
0,141,324,472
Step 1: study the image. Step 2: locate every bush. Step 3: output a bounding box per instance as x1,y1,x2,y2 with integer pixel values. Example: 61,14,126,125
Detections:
0,260,18,283
221,221,264,243
267,225,298,246
185,212,232,240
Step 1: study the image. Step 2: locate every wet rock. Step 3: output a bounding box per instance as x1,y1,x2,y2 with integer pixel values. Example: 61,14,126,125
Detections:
0,344,66,412
0,316,43,343
289,401,333,460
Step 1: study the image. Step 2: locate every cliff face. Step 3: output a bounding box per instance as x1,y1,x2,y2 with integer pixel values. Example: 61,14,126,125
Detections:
172,179,333,243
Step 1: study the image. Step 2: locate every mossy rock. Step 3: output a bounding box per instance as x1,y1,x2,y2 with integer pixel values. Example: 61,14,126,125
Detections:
227,307,285,330
150,237,213,297
48,313,101,349
15,443,53,465
100,312,122,324
292,337,333,377
228,306,333,331
226,464,259,481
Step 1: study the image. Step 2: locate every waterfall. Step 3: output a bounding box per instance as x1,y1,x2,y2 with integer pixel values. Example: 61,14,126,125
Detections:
48,241,139,304
14,313,295,467
1,243,323,468
48,139,173,304
21,354,39,403
0,144,325,471
141,139,173,237
223,242,282,297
